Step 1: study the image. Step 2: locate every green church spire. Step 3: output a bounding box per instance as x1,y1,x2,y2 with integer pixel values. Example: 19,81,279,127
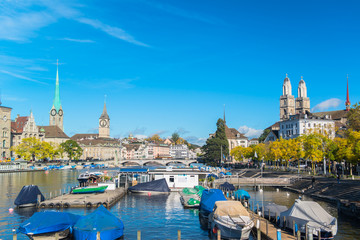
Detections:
53,59,61,111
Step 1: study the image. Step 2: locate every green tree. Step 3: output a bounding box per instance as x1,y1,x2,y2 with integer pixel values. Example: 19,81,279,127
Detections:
202,118,229,166
348,102,360,131
11,137,41,161
171,132,180,145
258,128,271,143
60,140,83,160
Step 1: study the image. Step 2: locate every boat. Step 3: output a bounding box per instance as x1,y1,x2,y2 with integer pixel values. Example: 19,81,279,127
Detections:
73,205,124,240
72,185,108,194
179,185,205,208
77,172,100,187
14,185,45,208
280,200,337,239
18,211,80,240
208,201,254,239
219,182,235,191
199,189,227,229
259,202,288,221
233,189,251,201
128,178,170,194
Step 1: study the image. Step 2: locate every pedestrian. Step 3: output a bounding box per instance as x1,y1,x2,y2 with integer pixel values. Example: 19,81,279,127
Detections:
312,176,315,188
337,173,340,184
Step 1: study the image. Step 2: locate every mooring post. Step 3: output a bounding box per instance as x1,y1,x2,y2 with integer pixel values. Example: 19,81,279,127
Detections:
178,230,181,240
283,216,286,229
96,231,100,240
257,219,261,240
55,232,59,240
297,230,301,240
276,229,281,240
305,223,308,240
275,212,278,225
50,192,52,199
318,229,321,240
252,200,254,212
12,229,17,240
308,226,313,240
37,194,41,204
293,220,295,236
266,220,268,236
137,230,141,240
268,209,271,220
217,229,221,240
256,203,259,214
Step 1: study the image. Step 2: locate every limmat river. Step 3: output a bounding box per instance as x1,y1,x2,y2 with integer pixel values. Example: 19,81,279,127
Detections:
0,170,359,239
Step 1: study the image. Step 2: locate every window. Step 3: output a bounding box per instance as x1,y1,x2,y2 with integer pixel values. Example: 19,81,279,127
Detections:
3,140,5,147
169,176,175,183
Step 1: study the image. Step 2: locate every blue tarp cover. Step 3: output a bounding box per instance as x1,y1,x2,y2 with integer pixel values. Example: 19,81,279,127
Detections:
199,189,227,214
18,211,80,235
73,206,124,240
219,182,235,191
128,178,170,192
14,185,45,206
234,189,251,200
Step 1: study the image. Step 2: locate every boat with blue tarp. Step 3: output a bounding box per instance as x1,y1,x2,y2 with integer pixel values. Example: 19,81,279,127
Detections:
199,189,227,229
18,211,80,239
14,185,45,208
128,178,170,194
234,189,251,200
73,205,124,240
219,182,235,191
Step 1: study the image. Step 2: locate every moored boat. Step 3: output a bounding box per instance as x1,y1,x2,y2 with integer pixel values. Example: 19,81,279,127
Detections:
14,185,45,208
280,200,337,239
179,185,205,208
73,205,124,240
209,201,254,239
18,211,80,240
128,178,170,194
72,185,108,194
199,189,227,229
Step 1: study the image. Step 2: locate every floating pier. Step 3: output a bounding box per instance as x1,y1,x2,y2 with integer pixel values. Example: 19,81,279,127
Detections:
38,188,126,209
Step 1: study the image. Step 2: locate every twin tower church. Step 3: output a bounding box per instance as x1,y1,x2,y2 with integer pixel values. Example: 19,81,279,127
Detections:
49,62,110,139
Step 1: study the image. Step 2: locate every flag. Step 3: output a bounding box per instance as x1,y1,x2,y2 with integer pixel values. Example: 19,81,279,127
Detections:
254,151,258,158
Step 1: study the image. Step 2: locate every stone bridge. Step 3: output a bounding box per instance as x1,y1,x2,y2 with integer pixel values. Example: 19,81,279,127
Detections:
118,159,198,166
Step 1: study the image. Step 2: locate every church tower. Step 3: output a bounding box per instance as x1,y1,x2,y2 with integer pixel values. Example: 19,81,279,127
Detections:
345,75,351,111
99,100,110,138
295,76,310,114
280,74,295,120
49,60,64,130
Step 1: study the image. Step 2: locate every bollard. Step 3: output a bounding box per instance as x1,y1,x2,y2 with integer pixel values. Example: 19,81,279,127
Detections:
266,220,268,236
55,232,60,240
283,216,286,229
276,229,281,240
50,192,52,199
268,209,271,220
256,204,259,214
275,212,278,225
96,231,100,240
308,227,313,240
293,220,295,236
55,190,57,197
257,219,261,240
37,194,41,204
137,230,141,240
252,200,254,212
297,230,301,240
178,230,181,240
217,229,221,240
305,224,308,240
318,229,321,240
12,229,17,240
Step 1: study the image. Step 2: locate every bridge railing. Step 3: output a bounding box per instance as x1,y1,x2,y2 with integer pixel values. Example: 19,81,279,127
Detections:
215,177,292,186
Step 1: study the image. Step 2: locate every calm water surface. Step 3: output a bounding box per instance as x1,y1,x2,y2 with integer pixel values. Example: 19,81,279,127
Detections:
0,170,358,239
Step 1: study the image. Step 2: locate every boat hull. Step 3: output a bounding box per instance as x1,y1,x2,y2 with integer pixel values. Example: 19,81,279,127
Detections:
129,190,169,195
209,219,253,240
29,229,70,240
17,203,37,208
180,196,199,208
72,186,107,194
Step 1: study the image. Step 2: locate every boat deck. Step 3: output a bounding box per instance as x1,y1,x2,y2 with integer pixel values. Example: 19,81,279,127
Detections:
38,188,126,208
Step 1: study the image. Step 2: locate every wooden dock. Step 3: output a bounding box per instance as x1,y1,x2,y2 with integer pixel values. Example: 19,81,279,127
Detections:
38,188,126,209
248,210,297,240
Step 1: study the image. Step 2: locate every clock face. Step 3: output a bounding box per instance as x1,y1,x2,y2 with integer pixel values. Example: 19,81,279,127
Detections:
100,120,107,127
51,109,57,116
58,109,63,116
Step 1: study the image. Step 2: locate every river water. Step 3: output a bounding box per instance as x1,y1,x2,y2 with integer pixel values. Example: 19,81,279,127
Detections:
0,170,358,239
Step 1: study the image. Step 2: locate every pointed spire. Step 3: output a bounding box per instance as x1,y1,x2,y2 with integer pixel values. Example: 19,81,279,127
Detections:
100,95,109,119
345,75,351,111
223,104,226,124
53,59,61,111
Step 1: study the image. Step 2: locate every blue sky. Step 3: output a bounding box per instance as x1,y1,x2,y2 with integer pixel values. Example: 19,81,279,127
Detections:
0,0,359,145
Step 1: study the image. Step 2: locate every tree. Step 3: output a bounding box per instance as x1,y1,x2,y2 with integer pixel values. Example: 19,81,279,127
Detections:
60,140,83,160
230,146,252,161
303,133,324,174
202,118,229,166
146,134,163,143
348,102,360,131
258,128,271,142
11,137,42,161
171,132,180,145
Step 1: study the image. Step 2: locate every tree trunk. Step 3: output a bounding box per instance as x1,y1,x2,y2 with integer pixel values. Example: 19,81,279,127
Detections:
350,163,353,176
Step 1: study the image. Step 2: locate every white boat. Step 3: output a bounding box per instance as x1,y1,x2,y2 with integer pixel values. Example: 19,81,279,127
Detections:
209,201,254,239
29,229,70,239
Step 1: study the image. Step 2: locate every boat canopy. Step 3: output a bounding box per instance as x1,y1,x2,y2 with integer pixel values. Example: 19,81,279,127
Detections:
213,201,249,217
234,189,251,200
260,202,288,218
14,185,45,206
200,189,227,214
74,205,124,240
219,182,235,191
18,212,80,235
128,178,170,192
280,200,337,236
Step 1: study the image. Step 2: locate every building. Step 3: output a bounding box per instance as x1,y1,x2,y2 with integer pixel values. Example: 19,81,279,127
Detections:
49,61,64,131
37,126,69,144
249,138,259,145
153,144,171,159
11,112,43,147
0,105,12,159
71,101,120,160
170,144,189,159
279,113,335,139
120,143,149,159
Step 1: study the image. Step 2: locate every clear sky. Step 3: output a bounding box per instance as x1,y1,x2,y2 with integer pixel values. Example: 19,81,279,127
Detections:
0,0,359,145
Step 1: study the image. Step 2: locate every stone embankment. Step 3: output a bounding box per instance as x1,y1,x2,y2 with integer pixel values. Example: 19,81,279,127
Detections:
284,177,360,219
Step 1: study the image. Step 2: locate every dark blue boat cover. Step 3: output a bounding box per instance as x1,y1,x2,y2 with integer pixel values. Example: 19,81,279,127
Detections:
14,185,45,206
234,189,251,200
128,178,170,192
18,212,80,235
199,189,227,214
219,182,235,191
73,205,124,240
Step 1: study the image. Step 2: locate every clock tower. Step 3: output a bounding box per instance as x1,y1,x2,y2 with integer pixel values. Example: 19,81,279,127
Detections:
99,101,110,138
49,60,64,131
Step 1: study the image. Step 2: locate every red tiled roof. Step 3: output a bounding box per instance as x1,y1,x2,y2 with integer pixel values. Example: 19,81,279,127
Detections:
11,116,29,133
37,126,69,138
225,125,248,139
